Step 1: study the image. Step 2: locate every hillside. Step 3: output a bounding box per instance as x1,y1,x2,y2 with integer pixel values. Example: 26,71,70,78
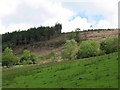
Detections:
3,52,118,88
12,29,118,56
2,27,118,88
2,23,62,51
2,23,118,56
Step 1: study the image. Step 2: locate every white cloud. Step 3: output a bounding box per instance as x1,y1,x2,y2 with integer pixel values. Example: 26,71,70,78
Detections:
0,0,119,34
0,0,21,18
0,22,33,34
0,21,6,34
90,0,118,28
96,20,111,29
62,16,91,32
7,23,33,32
63,0,118,29
0,0,76,34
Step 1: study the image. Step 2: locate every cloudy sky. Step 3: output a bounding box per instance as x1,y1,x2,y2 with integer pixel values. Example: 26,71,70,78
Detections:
0,0,119,34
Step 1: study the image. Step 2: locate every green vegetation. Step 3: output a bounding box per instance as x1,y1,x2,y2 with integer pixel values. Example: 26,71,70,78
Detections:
77,40,105,58
61,37,118,60
2,47,18,67
100,37,118,54
2,24,116,51
2,48,37,67
2,23,62,50
67,29,81,42
2,26,118,88
2,37,118,67
3,52,118,88
61,39,78,60
20,50,37,64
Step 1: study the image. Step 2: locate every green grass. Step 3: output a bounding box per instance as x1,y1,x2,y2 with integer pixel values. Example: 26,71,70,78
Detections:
3,52,118,88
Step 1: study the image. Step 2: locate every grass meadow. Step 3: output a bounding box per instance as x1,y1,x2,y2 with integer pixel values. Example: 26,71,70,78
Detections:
3,52,118,88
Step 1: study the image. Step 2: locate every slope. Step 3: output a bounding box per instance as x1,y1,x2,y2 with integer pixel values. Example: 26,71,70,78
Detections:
3,52,118,88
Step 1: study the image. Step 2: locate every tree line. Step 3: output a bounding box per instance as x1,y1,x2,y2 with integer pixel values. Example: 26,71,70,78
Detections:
2,23,62,50
61,37,118,60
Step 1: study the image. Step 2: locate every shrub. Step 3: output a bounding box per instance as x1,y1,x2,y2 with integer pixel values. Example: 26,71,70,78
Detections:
100,37,118,54
20,50,31,63
30,53,37,64
61,39,78,60
77,40,104,58
20,50,37,64
2,47,18,67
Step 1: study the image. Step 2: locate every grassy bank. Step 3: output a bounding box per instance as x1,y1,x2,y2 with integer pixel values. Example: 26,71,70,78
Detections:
3,52,118,88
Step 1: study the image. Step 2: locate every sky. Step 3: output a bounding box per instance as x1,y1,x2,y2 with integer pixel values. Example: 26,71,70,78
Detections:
0,0,119,34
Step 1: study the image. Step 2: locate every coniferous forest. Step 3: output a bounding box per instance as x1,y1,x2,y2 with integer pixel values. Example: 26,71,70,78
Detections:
2,23,62,50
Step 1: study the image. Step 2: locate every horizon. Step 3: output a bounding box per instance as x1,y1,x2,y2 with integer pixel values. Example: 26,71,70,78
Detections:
1,24,118,35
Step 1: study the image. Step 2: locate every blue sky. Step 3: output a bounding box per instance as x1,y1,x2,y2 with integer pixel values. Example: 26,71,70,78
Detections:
69,13,105,23
63,2,107,28
0,0,118,34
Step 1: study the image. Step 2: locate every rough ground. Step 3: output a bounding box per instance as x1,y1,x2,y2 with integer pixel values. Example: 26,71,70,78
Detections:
13,29,118,56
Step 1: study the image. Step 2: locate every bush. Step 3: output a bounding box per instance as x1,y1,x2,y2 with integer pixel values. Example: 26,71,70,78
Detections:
100,37,118,54
30,53,37,64
2,47,18,67
61,39,78,60
20,50,37,64
20,50,31,63
77,40,104,58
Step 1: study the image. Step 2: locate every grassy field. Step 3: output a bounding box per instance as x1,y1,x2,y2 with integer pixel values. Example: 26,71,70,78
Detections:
3,52,118,88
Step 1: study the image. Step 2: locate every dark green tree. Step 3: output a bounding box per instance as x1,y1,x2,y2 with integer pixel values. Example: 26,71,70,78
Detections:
2,23,62,50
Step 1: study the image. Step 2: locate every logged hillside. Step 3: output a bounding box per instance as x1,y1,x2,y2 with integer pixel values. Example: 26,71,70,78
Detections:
13,29,118,56
2,25,118,56
3,52,118,88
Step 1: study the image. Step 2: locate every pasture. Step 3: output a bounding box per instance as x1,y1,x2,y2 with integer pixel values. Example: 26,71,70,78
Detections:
3,52,118,88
